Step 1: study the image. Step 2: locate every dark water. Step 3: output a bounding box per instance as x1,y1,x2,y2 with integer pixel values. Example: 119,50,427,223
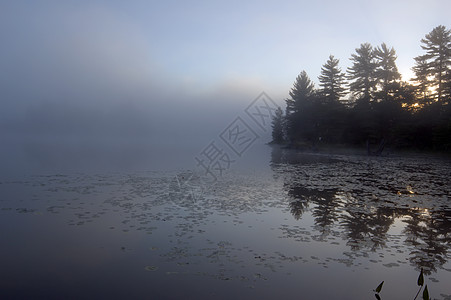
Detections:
1,146,450,299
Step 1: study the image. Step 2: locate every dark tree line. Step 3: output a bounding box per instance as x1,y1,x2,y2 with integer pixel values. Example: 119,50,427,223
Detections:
272,25,451,152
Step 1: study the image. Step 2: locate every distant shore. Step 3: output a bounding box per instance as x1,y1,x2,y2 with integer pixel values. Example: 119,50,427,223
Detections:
268,142,451,159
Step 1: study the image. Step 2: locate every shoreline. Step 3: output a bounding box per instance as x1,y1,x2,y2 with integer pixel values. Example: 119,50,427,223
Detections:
268,142,451,160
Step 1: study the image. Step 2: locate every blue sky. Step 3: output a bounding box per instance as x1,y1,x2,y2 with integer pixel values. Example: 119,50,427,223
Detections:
2,0,449,99
0,0,450,172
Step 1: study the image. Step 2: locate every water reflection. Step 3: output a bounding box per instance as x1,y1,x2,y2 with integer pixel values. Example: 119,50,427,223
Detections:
1,147,450,299
288,186,340,239
403,209,450,274
271,146,451,275
341,204,394,251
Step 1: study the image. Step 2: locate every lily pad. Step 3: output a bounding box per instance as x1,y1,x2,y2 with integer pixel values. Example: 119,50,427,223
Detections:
144,266,158,271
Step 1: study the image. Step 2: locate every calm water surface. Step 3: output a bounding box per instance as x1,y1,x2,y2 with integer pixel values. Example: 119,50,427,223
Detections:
1,146,450,299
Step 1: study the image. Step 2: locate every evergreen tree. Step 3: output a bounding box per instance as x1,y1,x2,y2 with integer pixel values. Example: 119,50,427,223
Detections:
286,70,315,115
285,71,316,144
271,107,285,144
412,55,432,104
414,25,451,102
347,43,378,102
318,55,346,103
374,43,401,101
445,69,451,102
279,25,451,151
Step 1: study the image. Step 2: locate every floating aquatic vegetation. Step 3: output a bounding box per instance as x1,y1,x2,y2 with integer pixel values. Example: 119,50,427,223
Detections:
144,266,158,271
1,153,450,299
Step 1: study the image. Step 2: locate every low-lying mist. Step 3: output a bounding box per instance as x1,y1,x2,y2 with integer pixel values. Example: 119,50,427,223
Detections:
0,4,280,176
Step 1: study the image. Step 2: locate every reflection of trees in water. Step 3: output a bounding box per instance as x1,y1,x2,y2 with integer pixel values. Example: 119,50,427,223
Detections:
289,199,309,220
341,204,395,251
403,209,451,274
309,189,340,238
288,181,449,272
311,190,342,238
287,186,340,237
287,186,316,220
270,146,285,166
271,147,451,273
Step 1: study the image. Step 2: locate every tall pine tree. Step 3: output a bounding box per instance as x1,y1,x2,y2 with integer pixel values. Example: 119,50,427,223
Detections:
412,56,432,104
318,55,346,103
374,43,401,101
285,70,315,115
414,25,451,102
347,43,378,103
285,71,316,144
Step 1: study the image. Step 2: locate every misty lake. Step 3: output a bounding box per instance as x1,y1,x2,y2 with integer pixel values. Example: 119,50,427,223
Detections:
1,146,450,299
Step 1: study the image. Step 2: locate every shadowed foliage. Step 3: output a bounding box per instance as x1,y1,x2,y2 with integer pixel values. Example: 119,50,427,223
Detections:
272,25,451,152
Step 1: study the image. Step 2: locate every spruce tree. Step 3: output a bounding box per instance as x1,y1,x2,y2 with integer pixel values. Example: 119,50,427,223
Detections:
285,71,315,144
318,55,346,103
285,70,315,115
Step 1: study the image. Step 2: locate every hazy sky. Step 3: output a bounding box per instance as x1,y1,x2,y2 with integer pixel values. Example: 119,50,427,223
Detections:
0,0,449,173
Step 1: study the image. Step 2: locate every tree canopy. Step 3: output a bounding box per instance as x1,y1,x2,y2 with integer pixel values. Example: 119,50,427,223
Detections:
318,55,346,103
414,25,451,103
272,25,451,153
347,43,378,103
